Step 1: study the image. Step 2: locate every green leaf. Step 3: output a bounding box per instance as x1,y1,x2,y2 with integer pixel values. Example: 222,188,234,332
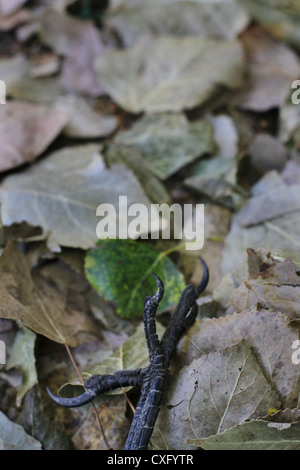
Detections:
85,239,186,318
0,411,41,450
190,419,300,450
95,36,245,113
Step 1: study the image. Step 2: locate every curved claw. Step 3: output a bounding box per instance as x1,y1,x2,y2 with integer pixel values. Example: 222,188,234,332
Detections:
150,273,164,303
46,386,97,408
196,258,209,296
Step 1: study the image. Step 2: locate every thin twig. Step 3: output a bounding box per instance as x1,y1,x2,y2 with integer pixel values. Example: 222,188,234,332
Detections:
122,388,136,415
64,343,112,450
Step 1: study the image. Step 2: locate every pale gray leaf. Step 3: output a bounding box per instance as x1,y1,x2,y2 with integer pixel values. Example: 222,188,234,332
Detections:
105,143,170,203
6,327,37,407
21,387,75,450
0,101,68,172
95,36,245,113
115,113,216,179
191,419,300,449
106,0,249,47
180,308,300,408
221,173,300,273
0,410,41,450
151,341,279,449
0,145,154,250
234,29,300,111
54,96,117,138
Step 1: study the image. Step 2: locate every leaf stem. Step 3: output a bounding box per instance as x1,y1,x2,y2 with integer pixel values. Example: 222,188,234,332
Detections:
64,343,113,450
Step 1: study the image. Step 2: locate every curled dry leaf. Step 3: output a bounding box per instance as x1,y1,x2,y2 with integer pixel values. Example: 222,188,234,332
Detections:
231,255,300,320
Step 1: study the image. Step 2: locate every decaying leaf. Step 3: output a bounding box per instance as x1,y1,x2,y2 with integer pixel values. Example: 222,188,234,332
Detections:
54,96,118,138
191,419,300,450
105,0,249,47
221,171,300,274
234,28,300,111
0,101,68,172
151,341,279,450
21,387,75,450
6,327,37,407
105,144,170,204
39,10,105,96
231,254,300,320
0,145,155,250
180,307,300,408
0,410,41,450
115,113,216,179
95,36,245,113
0,242,96,346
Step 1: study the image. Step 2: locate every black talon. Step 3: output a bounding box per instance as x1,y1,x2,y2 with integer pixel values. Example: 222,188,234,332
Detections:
196,257,209,296
150,273,164,303
48,259,209,449
46,386,96,408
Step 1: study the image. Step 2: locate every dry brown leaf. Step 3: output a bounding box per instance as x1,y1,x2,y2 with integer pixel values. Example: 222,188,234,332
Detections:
0,242,96,346
180,307,300,408
231,255,300,320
